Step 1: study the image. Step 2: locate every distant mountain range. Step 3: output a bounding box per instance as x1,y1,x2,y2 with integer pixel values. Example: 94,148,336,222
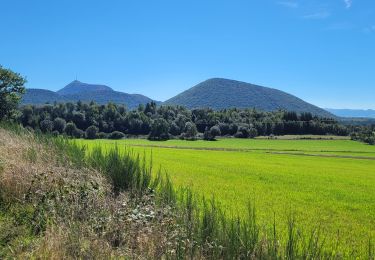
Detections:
22,80,156,110
325,108,375,118
24,78,360,119
165,78,334,118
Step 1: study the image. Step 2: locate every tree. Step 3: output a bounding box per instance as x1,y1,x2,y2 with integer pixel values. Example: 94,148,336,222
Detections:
210,125,221,139
40,119,54,133
72,112,86,130
148,118,169,141
65,122,77,136
204,125,221,141
169,122,181,136
108,131,125,139
235,126,250,138
53,117,67,133
218,123,230,136
184,122,198,140
0,66,26,120
85,125,99,139
73,128,84,138
249,128,258,138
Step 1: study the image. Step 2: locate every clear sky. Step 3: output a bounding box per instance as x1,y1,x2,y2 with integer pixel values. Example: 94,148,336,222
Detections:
1,0,374,108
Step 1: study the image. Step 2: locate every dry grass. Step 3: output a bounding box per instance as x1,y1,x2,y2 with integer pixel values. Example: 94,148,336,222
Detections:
0,127,179,259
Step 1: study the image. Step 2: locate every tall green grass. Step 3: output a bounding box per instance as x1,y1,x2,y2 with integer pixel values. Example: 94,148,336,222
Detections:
85,145,152,194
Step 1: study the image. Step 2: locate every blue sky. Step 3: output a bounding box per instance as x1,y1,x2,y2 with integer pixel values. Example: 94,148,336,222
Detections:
1,0,374,108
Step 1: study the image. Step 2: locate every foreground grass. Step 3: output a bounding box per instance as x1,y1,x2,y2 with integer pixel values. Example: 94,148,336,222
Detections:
78,138,375,251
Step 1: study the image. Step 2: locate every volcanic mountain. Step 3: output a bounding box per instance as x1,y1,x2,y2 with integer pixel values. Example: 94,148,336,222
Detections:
164,78,333,118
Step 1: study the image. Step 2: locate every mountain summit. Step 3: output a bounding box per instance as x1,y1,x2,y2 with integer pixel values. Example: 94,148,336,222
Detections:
165,78,333,118
57,80,113,95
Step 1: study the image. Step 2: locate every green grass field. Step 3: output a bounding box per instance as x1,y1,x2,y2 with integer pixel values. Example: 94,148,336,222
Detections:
77,138,375,248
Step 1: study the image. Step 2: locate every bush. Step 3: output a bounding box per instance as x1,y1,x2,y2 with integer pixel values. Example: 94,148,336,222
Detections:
108,131,125,139
169,122,181,136
40,119,54,133
183,122,198,140
229,123,238,135
234,131,244,138
218,123,230,136
203,127,213,141
73,128,84,138
204,126,221,141
148,118,169,141
235,126,249,138
249,127,258,138
210,125,221,138
52,130,59,137
65,122,77,136
53,117,66,133
97,132,108,139
85,125,99,139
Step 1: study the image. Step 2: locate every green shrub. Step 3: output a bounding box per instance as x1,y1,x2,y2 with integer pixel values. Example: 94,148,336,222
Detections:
97,132,108,139
85,125,98,139
53,117,66,133
108,131,125,140
40,119,54,133
148,118,169,141
65,122,77,136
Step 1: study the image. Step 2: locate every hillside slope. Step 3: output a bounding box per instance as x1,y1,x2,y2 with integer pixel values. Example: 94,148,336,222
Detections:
22,80,156,109
22,89,65,104
165,78,333,118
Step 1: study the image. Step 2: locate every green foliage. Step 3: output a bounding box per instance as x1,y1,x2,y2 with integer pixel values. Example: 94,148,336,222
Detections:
40,119,54,133
85,125,98,139
97,131,108,139
351,126,375,145
18,101,350,140
209,125,221,139
65,122,77,136
249,127,258,138
148,118,169,141
107,131,125,139
0,65,26,120
53,117,66,133
183,122,198,140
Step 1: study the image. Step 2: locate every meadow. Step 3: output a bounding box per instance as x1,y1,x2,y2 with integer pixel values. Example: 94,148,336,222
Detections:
78,137,375,249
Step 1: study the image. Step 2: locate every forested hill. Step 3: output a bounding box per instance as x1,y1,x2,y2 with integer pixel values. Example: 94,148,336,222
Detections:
22,80,156,110
165,78,333,118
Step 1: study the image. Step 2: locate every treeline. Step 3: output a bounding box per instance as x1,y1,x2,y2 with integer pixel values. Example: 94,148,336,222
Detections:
350,125,375,145
18,101,349,140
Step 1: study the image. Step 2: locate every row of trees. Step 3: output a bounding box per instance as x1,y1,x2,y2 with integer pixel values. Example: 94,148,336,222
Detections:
18,100,349,140
350,126,375,145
